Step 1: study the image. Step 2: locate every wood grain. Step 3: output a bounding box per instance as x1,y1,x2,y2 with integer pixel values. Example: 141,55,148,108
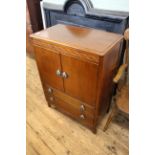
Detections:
27,56,129,155
32,40,100,64
34,46,64,91
61,55,98,106
30,24,123,56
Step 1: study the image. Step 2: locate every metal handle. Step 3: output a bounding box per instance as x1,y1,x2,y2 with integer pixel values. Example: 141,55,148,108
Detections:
62,72,68,79
80,105,85,112
56,69,62,77
80,114,85,120
48,87,53,93
56,70,68,79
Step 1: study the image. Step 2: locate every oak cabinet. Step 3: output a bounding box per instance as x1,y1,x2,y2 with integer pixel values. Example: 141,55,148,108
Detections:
31,24,123,133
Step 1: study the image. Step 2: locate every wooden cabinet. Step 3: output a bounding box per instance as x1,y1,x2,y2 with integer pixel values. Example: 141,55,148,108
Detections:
30,24,123,133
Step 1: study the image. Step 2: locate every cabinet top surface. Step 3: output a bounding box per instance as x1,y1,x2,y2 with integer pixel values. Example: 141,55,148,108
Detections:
31,24,123,56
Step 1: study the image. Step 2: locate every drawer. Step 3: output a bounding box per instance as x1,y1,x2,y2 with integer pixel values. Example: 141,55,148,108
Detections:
53,97,94,128
43,83,95,128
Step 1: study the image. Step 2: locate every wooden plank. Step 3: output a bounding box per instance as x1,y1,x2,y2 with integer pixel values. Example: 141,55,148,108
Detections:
98,106,129,148
26,143,39,155
26,124,56,155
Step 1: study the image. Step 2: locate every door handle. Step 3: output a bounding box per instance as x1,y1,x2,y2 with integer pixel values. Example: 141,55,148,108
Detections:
62,72,68,79
56,69,62,77
80,105,85,112
80,114,85,120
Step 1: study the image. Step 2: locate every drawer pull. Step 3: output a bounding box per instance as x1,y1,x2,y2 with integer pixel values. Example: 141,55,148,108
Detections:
48,87,53,93
80,114,85,119
56,69,62,77
62,72,68,79
80,105,85,112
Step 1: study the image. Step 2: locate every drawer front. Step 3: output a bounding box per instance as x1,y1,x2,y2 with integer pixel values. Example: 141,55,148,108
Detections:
54,97,94,128
43,83,95,128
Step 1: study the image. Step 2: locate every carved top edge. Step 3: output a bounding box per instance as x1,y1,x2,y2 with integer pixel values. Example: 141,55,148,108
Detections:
63,0,93,13
42,1,128,19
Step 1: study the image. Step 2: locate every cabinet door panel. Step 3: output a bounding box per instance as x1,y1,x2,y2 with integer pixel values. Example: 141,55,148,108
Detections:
61,55,98,106
34,46,64,91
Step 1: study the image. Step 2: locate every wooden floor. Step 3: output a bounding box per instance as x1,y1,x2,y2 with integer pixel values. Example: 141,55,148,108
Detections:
26,55,129,155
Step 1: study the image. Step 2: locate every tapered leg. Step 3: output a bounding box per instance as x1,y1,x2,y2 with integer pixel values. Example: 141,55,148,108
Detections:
47,101,51,107
91,127,97,134
103,104,117,132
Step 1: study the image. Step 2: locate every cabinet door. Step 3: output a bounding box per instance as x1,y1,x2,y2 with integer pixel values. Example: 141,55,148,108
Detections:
34,46,64,91
61,55,98,106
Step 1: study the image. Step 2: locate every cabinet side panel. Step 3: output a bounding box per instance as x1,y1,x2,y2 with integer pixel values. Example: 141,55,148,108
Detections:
94,42,122,124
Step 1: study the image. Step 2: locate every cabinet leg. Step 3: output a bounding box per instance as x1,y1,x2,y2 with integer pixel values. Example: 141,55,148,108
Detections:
47,101,51,107
91,127,97,134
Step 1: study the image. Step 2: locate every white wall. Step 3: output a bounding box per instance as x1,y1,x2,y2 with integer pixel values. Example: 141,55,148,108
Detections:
43,0,129,12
